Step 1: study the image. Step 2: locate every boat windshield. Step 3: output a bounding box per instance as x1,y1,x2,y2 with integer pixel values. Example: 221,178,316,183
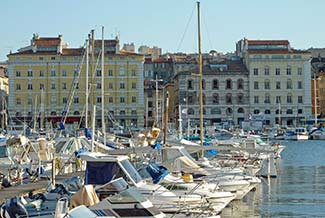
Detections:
120,160,143,184
107,188,146,204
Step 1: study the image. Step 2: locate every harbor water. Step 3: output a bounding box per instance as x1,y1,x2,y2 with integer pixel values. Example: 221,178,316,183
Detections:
221,140,325,218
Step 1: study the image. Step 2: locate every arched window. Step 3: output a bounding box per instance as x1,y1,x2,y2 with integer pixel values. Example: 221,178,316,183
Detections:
265,110,271,114
226,79,232,89
212,79,219,89
73,111,80,115
213,93,219,104
276,109,282,114
51,111,57,115
287,109,293,114
254,109,260,114
188,108,194,115
238,108,244,113
237,79,244,89
15,112,22,117
226,93,232,104
120,110,126,115
211,108,221,114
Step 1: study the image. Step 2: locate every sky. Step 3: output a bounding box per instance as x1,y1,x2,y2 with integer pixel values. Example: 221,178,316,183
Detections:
1,0,325,61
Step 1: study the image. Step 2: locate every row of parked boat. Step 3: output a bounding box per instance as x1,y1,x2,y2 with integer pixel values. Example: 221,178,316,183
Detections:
0,127,285,217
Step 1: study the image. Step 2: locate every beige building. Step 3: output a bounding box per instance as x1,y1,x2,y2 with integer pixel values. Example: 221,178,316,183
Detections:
7,34,144,131
236,39,312,127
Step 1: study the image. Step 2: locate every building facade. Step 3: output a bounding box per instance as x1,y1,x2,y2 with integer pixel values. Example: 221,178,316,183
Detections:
174,59,249,128
7,34,144,131
237,39,312,127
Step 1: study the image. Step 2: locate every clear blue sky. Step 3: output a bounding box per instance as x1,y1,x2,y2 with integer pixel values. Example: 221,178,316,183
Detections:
1,0,325,61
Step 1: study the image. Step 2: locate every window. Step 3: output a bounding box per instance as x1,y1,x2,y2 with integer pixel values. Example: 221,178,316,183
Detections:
202,79,206,90
40,70,44,77
27,83,33,90
213,79,219,89
211,108,221,115
131,69,136,76
40,84,44,90
75,83,79,89
50,111,56,115
254,96,259,104
226,93,232,104
254,81,259,89
276,81,281,89
238,108,244,113
74,69,79,77
120,82,125,89
298,109,303,114
188,108,194,115
226,79,232,89
61,70,67,77
27,69,33,77
188,79,193,89
97,82,102,89
132,83,136,89
120,111,126,115
287,79,292,89
108,69,113,76
253,68,258,75
120,97,125,103
264,80,270,89
237,93,244,104
276,68,280,75
51,69,56,77
276,96,281,104
97,97,102,103
188,95,194,104
120,67,125,76
51,83,56,90
73,97,79,103
39,57,43,60
237,79,244,89
27,98,32,105
264,94,270,104
297,81,302,89
254,109,260,114
108,83,113,89
63,97,67,104
298,68,302,75
226,108,233,115
96,69,102,77
131,110,137,115
265,109,271,114
62,83,67,90
287,109,293,114
16,84,21,90
286,68,291,75
16,71,21,77
264,68,270,75
16,98,21,105
73,111,80,115
108,97,113,103
213,93,219,104
276,109,282,114
287,95,292,103
298,96,303,103
132,96,136,103
51,96,56,104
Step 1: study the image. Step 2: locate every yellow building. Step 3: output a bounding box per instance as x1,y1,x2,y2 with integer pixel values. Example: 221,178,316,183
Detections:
7,34,144,131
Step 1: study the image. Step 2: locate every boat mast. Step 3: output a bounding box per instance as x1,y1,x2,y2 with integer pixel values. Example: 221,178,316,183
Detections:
197,1,204,146
101,26,106,146
85,39,89,129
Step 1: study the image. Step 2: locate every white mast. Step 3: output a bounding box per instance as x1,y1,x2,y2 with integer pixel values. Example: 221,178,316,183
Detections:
101,26,106,146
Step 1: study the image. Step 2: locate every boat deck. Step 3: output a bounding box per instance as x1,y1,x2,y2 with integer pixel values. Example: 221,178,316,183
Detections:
0,171,84,203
